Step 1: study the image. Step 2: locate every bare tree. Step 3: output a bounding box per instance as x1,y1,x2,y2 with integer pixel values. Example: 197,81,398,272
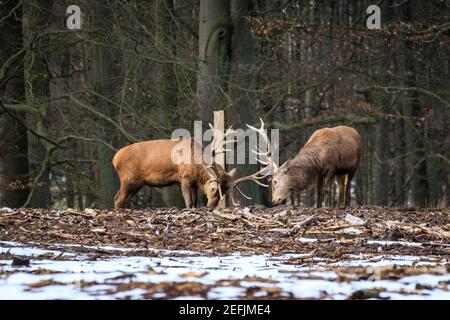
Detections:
0,1,30,208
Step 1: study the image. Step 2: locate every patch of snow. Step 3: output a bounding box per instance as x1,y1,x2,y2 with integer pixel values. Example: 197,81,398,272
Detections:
343,227,363,235
1,241,449,300
298,237,318,243
208,287,246,299
367,240,422,248
113,288,148,299
345,214,365,225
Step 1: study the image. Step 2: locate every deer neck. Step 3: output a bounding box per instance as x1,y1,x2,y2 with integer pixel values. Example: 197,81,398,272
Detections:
289,152,320,190
197,164,213,191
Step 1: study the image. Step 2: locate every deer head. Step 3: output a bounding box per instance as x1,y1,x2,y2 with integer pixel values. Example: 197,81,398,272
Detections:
204,124,237,207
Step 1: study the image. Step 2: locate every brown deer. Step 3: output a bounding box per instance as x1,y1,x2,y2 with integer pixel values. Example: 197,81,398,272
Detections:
112,137,236,209
231,119,361,208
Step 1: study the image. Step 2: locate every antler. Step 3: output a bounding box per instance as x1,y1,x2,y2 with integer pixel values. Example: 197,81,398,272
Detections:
247,118,278,176
230,118,278,206
205,165,224,200
229,174,269,206
205,124,237,200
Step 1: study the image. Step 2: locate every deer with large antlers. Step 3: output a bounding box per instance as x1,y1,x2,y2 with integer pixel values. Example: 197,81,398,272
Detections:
112,128,237,209
231,119,361,208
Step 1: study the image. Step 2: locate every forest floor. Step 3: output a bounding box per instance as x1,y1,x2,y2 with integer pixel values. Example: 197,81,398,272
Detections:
1,206,450,299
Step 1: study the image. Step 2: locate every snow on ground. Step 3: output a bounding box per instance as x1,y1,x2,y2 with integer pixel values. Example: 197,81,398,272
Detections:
1,241,449,300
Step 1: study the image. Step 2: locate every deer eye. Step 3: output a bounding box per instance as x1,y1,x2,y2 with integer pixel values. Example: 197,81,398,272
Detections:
273,180,277,186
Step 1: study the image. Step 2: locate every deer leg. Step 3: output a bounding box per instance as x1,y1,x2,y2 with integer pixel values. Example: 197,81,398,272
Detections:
114,181,143,209
336,175,345,207
191,185,198,208
319,170,334,208
327,182,333,207
293,192,300,206
181,181,194,208
344,171,356,207
114,188,125,209
316,176,324,208
325,175,335,207
286,197,292,206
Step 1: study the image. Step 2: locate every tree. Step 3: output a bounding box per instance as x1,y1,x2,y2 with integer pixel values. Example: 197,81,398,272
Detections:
373,1,392,206
228,0,260,205
402,2,430,207
89,1,119,209
197,0,232,125
0,1,30,208
23,0,52,208
1,0,448,209
197,0,261,205
153,0,185,208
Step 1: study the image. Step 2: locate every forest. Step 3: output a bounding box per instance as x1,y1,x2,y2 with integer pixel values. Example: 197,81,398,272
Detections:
0,0,449,210
1,0,450,302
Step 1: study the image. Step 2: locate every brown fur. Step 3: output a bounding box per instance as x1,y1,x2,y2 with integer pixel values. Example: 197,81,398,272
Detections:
273,126,361,207
112,138,230,209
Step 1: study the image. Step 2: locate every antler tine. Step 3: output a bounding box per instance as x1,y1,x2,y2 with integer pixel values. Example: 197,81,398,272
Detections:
246,117,277,180
230,168,271,206
224,127,237,150
247,118,271,151
231,175,269,188
224,139,238,145
230,183,259,206
230,189,240,206
205,165,216,179
224,125,235,135
251,148,269,156
218,184,224,200
235,186,252,200
256,158,269,166
209,125,237,162
251,167,272,179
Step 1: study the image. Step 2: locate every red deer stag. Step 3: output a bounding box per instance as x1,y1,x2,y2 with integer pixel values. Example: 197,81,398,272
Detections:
230,119,361,208
112,134,236,209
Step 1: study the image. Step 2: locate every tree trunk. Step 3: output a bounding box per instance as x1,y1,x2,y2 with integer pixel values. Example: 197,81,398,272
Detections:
393,117,406,205
373,0,393,206
424,45,444,207
90,2,119,209
23,0,52,208
227,0,260,205
153,0,185,208
197,0,232,125
66,173,75,209
197,0,262,206
402,3,429,207
0,2,30,208
355,126,367,205
446,125,450,207
374,96,390,206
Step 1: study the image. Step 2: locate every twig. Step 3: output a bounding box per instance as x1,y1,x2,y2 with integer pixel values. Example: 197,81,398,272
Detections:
212,209,241,221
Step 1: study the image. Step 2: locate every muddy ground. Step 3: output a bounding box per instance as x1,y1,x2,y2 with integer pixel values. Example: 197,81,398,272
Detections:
1,206,449,299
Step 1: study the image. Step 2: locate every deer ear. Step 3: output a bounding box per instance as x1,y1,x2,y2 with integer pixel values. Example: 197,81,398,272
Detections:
227,168,237,178
280,160,290,173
